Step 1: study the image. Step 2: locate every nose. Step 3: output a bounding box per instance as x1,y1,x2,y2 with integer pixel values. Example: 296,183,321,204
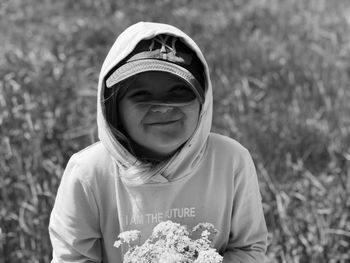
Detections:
150,105,174,113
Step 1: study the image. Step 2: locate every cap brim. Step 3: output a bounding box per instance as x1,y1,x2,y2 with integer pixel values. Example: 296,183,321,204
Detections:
106,59,204,103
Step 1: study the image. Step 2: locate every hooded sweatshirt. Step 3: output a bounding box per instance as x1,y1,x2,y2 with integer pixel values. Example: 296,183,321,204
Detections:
49,22,268,263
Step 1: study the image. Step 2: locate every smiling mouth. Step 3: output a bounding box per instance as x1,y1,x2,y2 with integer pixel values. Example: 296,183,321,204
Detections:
146,119,180,126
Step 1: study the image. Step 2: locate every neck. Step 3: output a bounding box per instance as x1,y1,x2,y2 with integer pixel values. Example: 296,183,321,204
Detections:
130,141,176,164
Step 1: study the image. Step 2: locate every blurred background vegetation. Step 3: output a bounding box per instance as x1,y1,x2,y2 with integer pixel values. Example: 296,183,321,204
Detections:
1,0,349,262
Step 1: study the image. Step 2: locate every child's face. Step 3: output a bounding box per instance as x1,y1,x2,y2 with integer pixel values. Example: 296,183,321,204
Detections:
118,72,201,159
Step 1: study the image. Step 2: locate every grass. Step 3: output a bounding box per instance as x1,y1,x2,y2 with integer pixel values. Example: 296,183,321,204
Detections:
1,0,349,262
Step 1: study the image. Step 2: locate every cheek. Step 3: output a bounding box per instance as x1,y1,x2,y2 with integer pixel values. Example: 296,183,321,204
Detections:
186,102,201,119
182,102,201,129
118,102,148,131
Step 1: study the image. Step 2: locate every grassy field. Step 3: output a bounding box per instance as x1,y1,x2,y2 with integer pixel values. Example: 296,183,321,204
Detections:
1,0,349,262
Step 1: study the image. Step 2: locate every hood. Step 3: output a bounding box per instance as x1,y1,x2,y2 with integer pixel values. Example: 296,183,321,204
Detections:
97,22,213,185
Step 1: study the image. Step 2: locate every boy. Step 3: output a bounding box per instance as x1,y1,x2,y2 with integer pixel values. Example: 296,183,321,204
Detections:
49,21,268,262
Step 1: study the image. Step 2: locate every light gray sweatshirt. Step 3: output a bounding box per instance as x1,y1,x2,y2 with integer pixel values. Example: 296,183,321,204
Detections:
49,21,268,263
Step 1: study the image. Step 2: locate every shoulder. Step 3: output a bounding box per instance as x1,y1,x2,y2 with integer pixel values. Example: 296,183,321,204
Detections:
207,132,250,156
72,141,110,163
65,141,114,184
205,132,254,170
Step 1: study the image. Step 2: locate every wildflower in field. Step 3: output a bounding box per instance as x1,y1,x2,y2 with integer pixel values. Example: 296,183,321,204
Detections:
158,250,186,263
114,230,141,249
194,249,223,263
114,220,223,263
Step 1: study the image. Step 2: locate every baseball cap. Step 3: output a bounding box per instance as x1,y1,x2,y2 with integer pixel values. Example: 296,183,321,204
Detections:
105,34,205,103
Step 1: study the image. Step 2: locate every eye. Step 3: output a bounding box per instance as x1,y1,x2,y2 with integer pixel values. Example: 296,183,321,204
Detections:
127,90,152,99
170,85,196,100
